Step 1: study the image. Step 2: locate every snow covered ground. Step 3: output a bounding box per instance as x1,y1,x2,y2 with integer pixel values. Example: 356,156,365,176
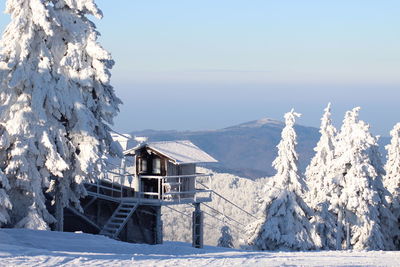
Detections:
0,229,398,266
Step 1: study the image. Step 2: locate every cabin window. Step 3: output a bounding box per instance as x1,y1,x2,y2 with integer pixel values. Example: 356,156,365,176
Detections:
139,158,147,173
153,158,161,174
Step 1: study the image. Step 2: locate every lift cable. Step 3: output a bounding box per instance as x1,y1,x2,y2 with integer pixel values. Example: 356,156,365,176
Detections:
165,205,246,235
164,206,214,229
202,210,246,234
198,181,259,220
202,203,246,227
109,128,131,139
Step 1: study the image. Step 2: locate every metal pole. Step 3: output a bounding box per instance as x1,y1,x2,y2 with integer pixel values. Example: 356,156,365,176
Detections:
192,203,204,248
155,206,163,244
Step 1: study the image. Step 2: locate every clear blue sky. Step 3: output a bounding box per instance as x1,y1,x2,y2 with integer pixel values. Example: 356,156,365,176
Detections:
0,0,399,134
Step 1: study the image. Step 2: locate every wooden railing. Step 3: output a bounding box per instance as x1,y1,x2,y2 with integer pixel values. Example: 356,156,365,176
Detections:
85,172,213,204
139,173,213,203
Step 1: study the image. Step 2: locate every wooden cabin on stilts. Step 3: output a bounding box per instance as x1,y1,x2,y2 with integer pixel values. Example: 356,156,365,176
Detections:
61,137,217,248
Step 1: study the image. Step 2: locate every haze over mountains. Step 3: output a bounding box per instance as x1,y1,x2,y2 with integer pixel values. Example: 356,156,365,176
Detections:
130,118,390,179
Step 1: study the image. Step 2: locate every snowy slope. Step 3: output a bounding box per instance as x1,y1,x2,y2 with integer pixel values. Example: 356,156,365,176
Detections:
0,229,398,266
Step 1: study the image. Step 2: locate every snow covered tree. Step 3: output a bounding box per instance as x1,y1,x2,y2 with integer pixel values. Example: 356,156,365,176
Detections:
247,109,317,251
218,226,234,248
384,123,400,212
329,107,396,250
305,103,338,249
383,123,400,248
0,124,11,226
0,0,121,230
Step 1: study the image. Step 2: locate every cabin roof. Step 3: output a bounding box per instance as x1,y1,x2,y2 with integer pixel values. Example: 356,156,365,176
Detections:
124,140,218,164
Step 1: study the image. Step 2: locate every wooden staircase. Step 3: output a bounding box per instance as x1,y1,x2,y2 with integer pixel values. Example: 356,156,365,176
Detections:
100,201,139,239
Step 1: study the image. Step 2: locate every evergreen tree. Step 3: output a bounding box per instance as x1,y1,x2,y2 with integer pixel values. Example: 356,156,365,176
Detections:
0,0,121,229
383,123,400,248
330,107,395,250
0,125,11,226
218,226,234,248
305,103,337,249
247,109,316,251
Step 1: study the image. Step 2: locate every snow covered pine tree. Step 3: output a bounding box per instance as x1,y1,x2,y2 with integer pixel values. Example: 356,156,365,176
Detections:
0,124,11,226
383,123,400,248
329,107,396,250
218,226,234,248
0,0,121,230
305,103,338,250
247,109,317,251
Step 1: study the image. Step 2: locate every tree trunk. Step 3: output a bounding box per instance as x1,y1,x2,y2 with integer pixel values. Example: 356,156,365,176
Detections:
336,208,343,250
55,183,64,232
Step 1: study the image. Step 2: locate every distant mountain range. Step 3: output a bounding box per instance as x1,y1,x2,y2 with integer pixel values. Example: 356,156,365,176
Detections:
129,118,390,179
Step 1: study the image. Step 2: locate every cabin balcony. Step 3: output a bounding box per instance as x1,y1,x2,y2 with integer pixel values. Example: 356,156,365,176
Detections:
84,173,213,206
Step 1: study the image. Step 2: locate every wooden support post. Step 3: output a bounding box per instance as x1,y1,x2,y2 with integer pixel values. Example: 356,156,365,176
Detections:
192,203,203,249
96,200,101,227
55,183,64,232
155,206,163,244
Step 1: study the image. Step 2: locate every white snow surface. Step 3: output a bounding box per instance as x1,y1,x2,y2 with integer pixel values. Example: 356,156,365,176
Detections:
0,228,398,267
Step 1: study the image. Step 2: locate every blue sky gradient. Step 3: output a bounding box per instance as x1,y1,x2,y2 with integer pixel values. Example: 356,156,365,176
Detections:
0,0,399,134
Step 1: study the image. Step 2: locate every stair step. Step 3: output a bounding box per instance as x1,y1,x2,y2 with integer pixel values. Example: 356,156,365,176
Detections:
120,205,135,208
115,215,130,218
115,212,131,216
110,221,124,224
114,217,128,221
118,208,132,212
108,222,122,226
100,202,139,240
107,225,120,229
122,206,137,209
110,218,125,222
120,206,135,209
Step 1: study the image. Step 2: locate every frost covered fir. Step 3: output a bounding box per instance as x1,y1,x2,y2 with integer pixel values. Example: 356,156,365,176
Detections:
0,124,11,226
247,109,317,251
329,107,396,250
383,123,400,248
218,226,234,248
305,103,337,204
0,0,121,229
384,123,400,213
305,103,337,250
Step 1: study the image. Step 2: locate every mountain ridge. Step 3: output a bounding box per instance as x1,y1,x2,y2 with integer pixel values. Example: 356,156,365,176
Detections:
129,117,389,179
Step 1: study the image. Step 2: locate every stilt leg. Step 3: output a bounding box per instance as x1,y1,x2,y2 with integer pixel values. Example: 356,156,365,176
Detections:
155,206,163,244
192,203,203,248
